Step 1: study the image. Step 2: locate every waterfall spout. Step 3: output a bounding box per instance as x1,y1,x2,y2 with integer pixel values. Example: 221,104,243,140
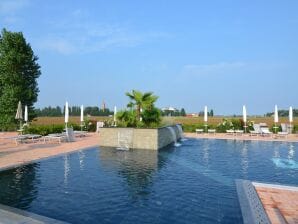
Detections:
166,126,181,147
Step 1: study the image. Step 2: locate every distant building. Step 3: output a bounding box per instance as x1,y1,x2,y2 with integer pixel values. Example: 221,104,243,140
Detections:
186,113,199,117
161,107,179,112
162,106,179,116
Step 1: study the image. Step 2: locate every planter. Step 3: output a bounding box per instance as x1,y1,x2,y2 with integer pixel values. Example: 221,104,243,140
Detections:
99,124,182,150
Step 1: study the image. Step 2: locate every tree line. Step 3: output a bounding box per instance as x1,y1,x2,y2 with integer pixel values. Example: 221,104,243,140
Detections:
161,108,187,117
35,106,113,117
35,106,188,117
265,109,298,117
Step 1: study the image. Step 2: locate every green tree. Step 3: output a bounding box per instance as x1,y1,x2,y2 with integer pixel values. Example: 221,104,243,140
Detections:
180,108,186,116
118,90,161,128
210,109,214,117
142,107,161,127
125,90,158,121
0,29,41,129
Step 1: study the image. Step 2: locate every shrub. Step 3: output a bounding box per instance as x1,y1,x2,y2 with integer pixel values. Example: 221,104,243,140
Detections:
182,124,214,132
294,125,298,133
231,119,243,130
23,123,87,135
85,119,97,132
142,107,161,128
117,110,137,127
216,119,233,133
23,124,64,136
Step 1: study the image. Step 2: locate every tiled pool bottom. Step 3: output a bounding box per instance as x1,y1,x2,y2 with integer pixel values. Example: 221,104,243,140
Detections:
0,139,297,224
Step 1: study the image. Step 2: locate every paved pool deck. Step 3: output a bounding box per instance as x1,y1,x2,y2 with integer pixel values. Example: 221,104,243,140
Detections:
0,132,99,170
253,182,298,224
185,132,298,143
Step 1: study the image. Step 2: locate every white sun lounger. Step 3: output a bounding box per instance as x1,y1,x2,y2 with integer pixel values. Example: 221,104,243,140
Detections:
250,124,261,136
44,133,67,144
208,129,216,134
277,123,288,138
66,128,76,142
260,124,273,137
74,131,88,137
44,128,76,143
235,130,244,136
226,130,235,135
196,129,204,134
9,134,42,145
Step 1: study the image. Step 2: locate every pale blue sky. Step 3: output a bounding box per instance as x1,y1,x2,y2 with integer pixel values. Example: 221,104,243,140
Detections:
1,0,297,115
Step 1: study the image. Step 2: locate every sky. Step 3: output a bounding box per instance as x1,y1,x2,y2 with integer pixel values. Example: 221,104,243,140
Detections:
0,0,297,115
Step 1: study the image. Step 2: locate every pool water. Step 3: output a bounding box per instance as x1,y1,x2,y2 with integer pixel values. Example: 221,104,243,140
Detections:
0,139,297,224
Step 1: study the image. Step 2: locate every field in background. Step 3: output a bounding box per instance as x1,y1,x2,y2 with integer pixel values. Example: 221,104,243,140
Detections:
172,116,298,127
32,116,298,127
32,116,112,125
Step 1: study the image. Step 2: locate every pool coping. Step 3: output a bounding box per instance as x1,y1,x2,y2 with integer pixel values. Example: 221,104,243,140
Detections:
0,203,69,224
235,179,271,224
252,182,298,192
0,145,99,172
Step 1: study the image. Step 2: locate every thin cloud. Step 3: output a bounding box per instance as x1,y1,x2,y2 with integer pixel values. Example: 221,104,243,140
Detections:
0,0,28,14
183,62,247,76
35,9,170,54
37,37,76,54
0,0,29,26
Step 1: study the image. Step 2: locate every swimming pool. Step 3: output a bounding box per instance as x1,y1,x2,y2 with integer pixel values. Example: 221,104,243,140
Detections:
0,139,297,223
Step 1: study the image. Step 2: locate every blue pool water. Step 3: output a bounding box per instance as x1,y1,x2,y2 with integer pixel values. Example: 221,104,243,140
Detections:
0,139,297,223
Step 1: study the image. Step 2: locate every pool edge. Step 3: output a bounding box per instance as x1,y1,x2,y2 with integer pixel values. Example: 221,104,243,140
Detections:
235,179,271,224
0,203,69,224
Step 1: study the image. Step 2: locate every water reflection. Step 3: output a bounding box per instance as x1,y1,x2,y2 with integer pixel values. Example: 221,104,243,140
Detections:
0,164,39,209
240,142,248,177
202,139,209,166
99,148,159,200
273,144,280,158
64,155,70,186
288,143,295,160
78,150,85,170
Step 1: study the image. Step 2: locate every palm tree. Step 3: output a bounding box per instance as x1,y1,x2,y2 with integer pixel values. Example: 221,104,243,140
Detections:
125,90,158,121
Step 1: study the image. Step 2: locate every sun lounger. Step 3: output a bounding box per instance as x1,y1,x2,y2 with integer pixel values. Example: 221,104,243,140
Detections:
196,129,204,134
66,128,75,142
9,134,42,145
261,129,273,137
250,124,261,136
96,122,104,133
11,135,28,145
44,133,67,144
23,134,42,142
74,131,88,137
208,129,216,134
277,132,288,138
277,123,288,138
235,130,244,136
44,128,76,143
260,124,273,137
226,130,235,135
